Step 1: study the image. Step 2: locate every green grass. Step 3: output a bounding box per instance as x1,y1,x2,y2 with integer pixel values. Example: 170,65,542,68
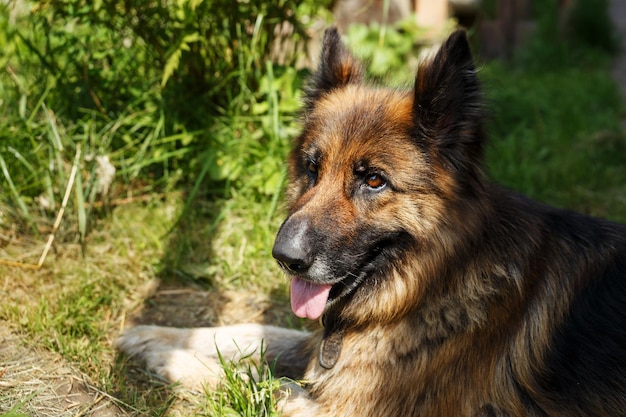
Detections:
202,345,284,416
484,59,626,223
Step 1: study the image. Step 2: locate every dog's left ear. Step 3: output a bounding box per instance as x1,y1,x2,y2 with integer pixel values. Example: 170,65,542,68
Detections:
304,27,364,109
413,30,485,189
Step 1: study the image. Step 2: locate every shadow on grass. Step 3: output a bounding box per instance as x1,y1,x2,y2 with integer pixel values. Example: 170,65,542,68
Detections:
128,190,295,329
110,188,303,415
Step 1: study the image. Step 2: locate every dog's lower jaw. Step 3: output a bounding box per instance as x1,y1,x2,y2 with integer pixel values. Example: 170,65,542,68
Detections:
325,235,409,309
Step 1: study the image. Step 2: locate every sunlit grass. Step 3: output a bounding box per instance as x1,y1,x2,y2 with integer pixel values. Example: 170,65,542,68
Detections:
201,344,284,417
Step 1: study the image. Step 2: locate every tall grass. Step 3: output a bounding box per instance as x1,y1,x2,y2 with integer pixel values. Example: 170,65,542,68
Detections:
202,345,284,416
0,0,322,247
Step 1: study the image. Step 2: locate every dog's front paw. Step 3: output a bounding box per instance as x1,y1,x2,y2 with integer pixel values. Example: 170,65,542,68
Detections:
117,325,222,390
116,325,185,353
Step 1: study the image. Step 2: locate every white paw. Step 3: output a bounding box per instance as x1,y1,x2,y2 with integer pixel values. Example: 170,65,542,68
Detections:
117,325,222,389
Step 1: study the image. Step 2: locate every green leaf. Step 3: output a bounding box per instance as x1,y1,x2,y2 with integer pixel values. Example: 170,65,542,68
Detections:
261,171,282,196
161,32,202,88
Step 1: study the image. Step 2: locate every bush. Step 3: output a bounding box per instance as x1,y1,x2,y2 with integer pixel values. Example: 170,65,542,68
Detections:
0,0,327,236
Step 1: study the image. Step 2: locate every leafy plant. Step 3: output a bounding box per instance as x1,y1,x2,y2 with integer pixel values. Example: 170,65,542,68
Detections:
344,18,440,84
0,0,323,239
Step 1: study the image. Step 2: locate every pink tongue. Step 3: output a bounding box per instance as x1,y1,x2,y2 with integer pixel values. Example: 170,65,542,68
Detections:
290,277,332,320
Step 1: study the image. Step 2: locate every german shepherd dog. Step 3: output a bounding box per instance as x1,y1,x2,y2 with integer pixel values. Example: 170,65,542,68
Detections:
117,29,626,416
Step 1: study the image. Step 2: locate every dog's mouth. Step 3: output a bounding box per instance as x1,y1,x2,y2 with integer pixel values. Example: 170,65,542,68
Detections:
289,270,369,321
290,278,333,320
289,237,399,321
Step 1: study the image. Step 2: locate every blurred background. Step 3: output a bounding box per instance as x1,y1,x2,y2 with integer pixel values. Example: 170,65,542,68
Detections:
0,0,624,415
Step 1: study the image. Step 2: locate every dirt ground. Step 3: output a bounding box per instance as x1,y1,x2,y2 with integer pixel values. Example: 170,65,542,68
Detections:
0,326,124,417
2,4,626,416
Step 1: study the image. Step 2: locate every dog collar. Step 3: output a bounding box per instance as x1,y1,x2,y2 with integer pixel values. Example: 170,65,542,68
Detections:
319,328,344,369
319,312,345,369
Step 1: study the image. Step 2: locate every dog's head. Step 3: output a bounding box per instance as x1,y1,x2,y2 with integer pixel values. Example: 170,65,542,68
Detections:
272,28,486,325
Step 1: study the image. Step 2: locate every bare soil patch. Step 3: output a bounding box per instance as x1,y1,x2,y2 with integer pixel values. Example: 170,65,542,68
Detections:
0,325,125,417
124,279,294,329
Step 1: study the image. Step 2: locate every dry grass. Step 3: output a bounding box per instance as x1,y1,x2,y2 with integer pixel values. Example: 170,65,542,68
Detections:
0,328,124,417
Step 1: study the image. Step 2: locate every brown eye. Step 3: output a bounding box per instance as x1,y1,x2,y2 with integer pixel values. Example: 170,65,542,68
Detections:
365,174,385,189
306,161,318,183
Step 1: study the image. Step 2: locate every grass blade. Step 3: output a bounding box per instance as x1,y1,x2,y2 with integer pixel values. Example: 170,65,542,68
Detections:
0,153,39,236
34,144,81,268
75,156,86,249
42,102,63,151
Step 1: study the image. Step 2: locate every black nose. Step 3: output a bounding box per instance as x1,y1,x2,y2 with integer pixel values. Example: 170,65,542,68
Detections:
272,217,312,274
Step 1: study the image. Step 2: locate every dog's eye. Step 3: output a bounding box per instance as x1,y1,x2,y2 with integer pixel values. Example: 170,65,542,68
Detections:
365,174,386,190
306,161,318,181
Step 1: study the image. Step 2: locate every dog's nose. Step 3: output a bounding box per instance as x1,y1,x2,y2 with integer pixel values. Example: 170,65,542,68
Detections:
272,217,313,274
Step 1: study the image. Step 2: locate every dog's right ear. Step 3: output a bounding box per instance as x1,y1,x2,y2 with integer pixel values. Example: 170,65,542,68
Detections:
412,30,485,194
304,27,364,109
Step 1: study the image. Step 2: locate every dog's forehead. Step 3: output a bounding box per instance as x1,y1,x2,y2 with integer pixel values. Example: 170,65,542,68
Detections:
303,86,418,166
